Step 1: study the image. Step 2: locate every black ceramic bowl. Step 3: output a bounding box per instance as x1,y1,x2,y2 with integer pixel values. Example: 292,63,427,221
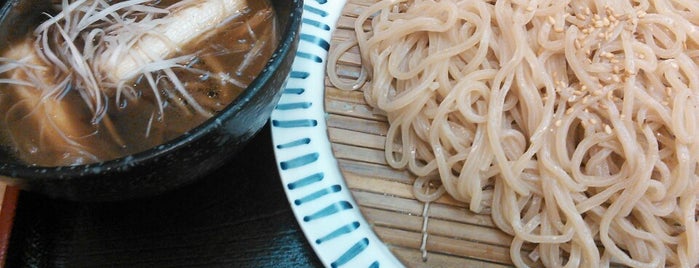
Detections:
0,0,303,201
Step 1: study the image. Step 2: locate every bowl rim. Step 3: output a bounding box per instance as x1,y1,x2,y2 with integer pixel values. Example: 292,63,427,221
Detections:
0,0,304,179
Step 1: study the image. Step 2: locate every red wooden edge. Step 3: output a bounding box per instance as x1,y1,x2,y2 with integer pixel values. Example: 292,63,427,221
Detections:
0,186,19,267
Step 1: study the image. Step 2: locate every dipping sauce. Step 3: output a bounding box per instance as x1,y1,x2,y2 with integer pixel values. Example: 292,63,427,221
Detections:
0,0,279,166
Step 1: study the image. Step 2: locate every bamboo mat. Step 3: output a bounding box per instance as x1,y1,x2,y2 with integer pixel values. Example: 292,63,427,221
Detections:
325,1,522,267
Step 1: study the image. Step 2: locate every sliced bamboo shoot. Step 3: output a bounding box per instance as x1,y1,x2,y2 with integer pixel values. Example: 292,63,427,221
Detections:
103,0,250,83
4,41,87,139
2,40,106,165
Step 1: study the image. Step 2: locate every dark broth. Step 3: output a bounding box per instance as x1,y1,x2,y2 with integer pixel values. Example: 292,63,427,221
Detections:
0,0,279,166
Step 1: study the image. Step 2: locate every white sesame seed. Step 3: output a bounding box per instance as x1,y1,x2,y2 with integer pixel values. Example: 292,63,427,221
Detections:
612,75,621,83
637,10,646,18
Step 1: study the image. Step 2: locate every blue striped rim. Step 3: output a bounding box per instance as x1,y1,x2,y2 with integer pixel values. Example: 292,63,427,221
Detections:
272,0,395,266
303,201,353,222
331,238,370,268
295,184,342,205
279,152,319,170
276,138,311,149
315,221,360,244
287,172,324,190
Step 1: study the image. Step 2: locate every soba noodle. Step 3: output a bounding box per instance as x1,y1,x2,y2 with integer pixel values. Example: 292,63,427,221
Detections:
328,0,699,267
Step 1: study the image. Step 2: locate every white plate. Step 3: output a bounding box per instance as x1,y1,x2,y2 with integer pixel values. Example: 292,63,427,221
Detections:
270,1,404,267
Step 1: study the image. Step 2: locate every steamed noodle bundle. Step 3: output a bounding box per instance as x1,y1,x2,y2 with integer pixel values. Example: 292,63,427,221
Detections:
328,0,699,266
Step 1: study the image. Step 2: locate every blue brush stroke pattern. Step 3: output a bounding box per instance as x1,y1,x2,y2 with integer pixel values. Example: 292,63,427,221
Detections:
276,138,311,149
301,34,330,51
302,18,330,31
279,152,319,170
287,172,324,190
315,221,360,244
272,119,318,128
296,51,323,63
303,201,353,222
331,238,370,268
290,71,310,79
304,5,328,17
295,185,342,205
276,102,312,110
283,88,305,95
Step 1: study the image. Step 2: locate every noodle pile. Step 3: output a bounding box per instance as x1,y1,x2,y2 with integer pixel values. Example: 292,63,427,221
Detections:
328,0,699,267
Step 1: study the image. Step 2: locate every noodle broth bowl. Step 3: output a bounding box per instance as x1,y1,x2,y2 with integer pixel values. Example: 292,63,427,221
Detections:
0,0,303,201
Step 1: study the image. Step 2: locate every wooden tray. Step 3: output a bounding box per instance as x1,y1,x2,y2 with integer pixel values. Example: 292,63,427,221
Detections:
0,183,19,267
325,1,517,267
